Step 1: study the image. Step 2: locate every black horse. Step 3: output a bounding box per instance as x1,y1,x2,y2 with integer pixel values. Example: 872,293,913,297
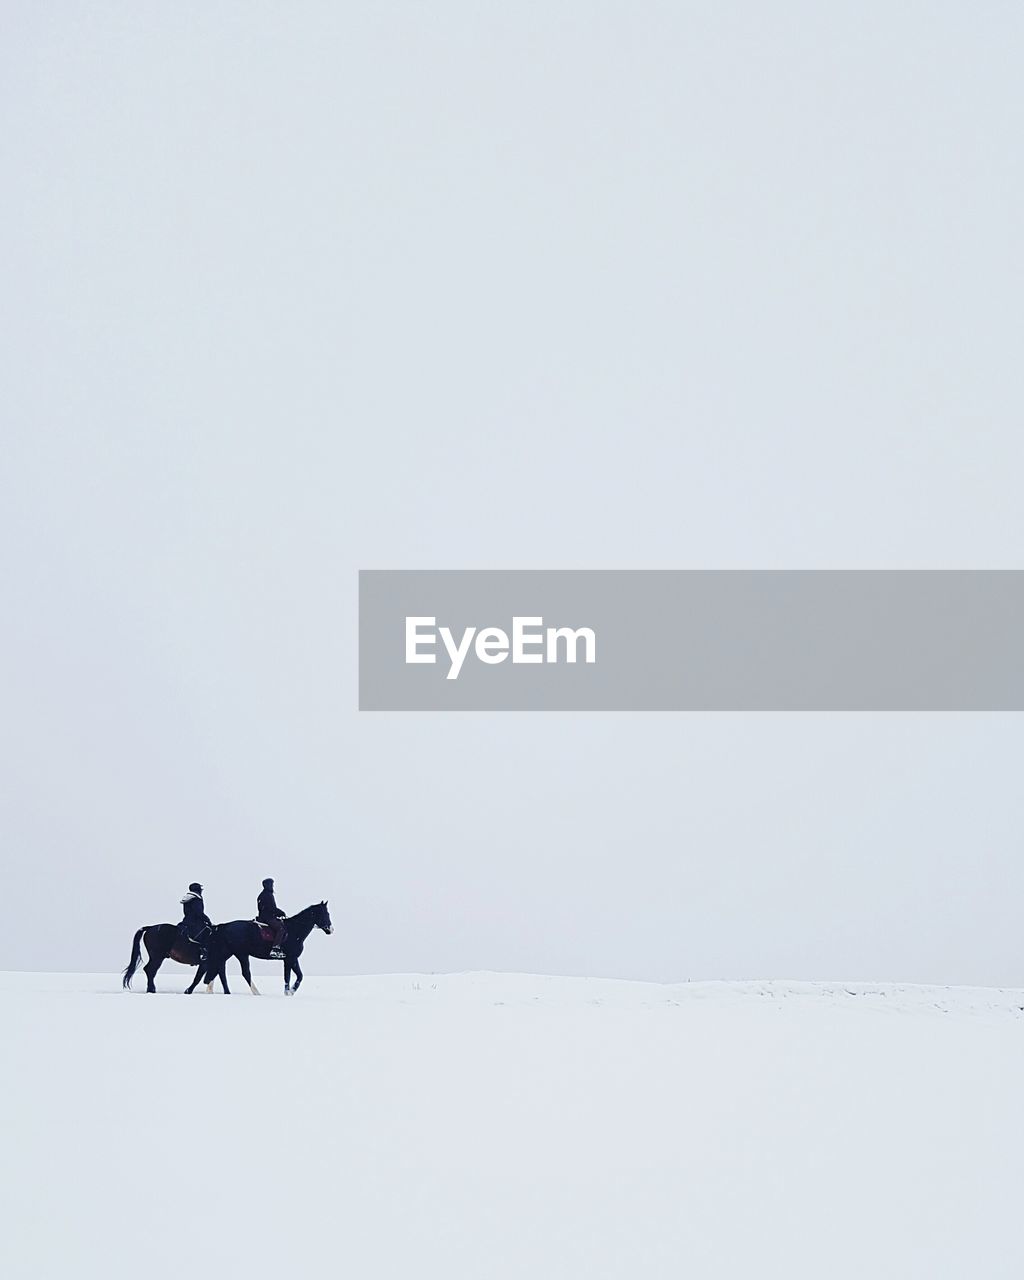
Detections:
122,924,228,994
202,901,333,996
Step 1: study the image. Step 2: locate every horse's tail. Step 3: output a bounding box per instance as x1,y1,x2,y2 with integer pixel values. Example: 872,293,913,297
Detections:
122,926,147,989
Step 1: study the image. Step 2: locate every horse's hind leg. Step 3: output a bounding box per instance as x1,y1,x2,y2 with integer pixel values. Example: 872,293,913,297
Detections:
144,952,162,994
239,953,259,995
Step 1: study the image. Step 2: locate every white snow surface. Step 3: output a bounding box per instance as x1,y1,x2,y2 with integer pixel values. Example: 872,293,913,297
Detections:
2,969,1022,1278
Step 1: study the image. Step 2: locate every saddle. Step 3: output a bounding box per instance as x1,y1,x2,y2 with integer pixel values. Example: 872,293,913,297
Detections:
255,921,286,958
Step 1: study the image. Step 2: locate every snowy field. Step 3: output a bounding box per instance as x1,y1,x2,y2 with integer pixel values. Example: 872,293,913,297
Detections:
2,970,1022,1279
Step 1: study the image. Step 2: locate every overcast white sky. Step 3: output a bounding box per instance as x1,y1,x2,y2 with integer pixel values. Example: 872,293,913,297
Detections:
2,3,1023,982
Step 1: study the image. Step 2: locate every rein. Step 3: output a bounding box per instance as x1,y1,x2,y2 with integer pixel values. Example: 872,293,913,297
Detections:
283,905,319,943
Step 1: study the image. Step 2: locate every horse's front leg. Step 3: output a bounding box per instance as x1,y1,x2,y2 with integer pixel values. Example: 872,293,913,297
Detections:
290,955,303,993
187,947,215,994
203,958,222,994
283,959,293,996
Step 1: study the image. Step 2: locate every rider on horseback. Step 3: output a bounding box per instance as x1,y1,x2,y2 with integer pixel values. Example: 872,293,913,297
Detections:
256,878,287,953
179,882,213,960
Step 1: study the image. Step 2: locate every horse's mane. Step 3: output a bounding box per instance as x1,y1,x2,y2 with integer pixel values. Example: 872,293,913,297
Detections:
285,902,322,924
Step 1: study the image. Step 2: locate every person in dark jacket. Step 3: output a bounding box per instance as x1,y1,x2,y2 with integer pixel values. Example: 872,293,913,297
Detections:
256,877,287,951
178,882,213,958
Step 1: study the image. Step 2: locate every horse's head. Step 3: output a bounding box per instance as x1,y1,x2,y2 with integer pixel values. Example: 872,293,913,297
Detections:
313,900,333,935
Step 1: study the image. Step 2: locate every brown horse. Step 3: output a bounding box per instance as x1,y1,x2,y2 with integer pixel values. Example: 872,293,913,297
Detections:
203,901,333,996
122,923,228,994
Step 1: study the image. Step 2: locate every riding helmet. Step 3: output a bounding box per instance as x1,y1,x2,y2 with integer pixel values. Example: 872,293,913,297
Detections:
188,882,203,893
263,878,274,888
